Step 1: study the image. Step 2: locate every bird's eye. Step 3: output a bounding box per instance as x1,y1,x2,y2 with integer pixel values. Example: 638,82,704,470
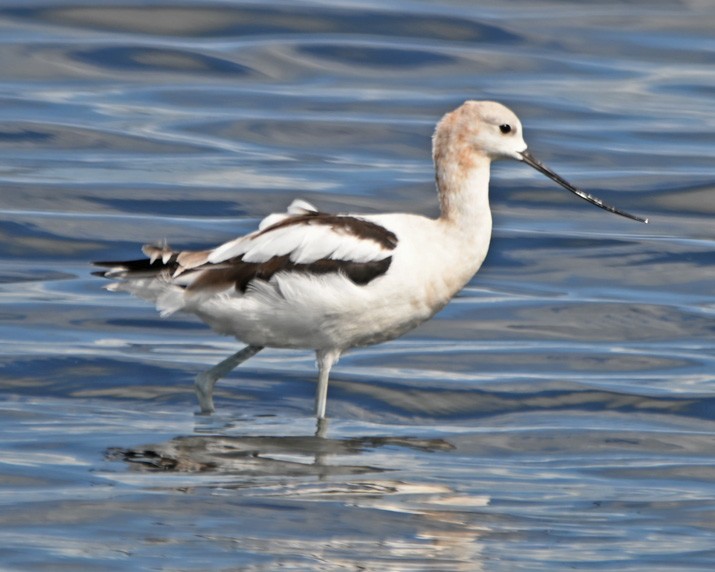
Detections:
499,124,512,134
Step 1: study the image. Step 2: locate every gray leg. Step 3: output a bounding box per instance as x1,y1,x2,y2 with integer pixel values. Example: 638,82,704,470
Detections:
315,349,340,419
195,345,263,414
315,417,328,439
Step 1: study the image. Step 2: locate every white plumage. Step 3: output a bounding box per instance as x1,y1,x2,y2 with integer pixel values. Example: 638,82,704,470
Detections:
96,100,645,420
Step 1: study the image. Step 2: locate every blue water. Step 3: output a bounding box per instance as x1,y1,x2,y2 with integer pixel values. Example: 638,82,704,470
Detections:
1,1,714,570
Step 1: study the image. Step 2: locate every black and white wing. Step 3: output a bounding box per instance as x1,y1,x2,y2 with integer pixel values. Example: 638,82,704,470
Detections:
94,199,398,315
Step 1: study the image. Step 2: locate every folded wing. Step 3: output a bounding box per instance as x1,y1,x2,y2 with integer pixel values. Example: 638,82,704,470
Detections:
94,199,398,316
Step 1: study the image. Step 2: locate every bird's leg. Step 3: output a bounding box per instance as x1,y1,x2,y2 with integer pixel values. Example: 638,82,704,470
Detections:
315,417,329,439
315,349,341,420
195,345,263,414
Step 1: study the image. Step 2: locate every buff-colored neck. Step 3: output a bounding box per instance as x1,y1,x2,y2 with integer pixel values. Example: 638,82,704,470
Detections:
433,132,493,235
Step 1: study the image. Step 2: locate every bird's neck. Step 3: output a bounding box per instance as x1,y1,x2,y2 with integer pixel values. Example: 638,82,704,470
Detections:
416,159,493,309
436,157,493,235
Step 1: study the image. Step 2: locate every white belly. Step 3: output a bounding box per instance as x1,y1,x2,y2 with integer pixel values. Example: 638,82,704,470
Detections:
192,271,432,350
190,215,489,351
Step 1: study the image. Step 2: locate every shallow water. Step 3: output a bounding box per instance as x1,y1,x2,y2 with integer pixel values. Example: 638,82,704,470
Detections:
1,1,714,570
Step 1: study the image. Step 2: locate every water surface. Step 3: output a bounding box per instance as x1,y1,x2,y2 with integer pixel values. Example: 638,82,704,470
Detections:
1,1,714,570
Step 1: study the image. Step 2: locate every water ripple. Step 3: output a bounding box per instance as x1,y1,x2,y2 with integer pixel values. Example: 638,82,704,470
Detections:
0,0,714,570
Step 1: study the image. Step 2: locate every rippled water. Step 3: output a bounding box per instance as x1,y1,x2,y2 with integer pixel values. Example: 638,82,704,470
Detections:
1,1,714,570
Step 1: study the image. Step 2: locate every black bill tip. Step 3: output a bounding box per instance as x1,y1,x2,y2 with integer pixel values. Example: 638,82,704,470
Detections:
519,150,648,224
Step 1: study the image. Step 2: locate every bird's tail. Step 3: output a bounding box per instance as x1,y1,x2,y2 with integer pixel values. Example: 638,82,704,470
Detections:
93,244,192,316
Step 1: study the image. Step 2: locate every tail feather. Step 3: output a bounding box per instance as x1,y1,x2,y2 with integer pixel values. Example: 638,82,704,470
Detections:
93,248,189,315
93,255,178,279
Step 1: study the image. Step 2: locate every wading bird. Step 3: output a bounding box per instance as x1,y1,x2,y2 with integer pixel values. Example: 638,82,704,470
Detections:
95,101,647,419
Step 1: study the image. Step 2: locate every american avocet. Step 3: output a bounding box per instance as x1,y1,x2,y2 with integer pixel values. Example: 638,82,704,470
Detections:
95,101,647,419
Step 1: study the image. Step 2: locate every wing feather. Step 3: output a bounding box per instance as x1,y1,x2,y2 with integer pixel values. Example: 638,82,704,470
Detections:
95,199,399,316
209,204,397,267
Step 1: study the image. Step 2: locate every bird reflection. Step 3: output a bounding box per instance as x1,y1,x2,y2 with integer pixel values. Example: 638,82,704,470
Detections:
105,425,486,570
108,421,454,479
